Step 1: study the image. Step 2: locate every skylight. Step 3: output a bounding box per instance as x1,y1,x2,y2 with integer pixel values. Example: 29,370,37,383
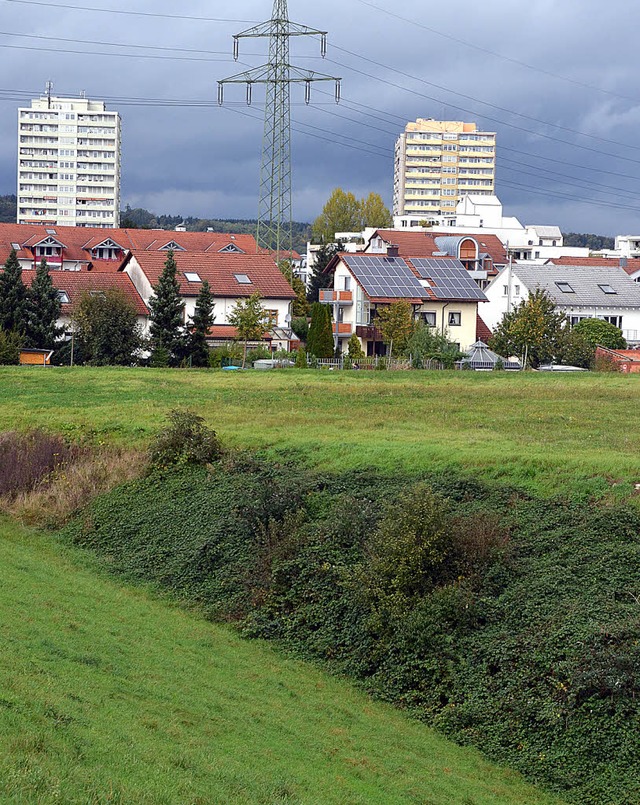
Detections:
598,284,617,295
11,242,20,250
46,229,57,235
57,290,70,304
234,273,252,284
184,272,202,283
555,281,575,293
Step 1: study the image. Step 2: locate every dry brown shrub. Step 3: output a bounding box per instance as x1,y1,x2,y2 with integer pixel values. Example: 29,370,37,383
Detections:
3,447,147,528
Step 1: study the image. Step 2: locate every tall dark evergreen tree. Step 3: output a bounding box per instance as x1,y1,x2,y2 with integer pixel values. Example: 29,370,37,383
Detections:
307,242,341,304
306,302,334,358
24,258,62,348
148,250,186,366
0,249,28,335
188,280,215,367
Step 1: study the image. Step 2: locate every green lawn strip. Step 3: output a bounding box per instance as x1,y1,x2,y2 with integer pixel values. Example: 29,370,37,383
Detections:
0,518,563,805
0,367,639,499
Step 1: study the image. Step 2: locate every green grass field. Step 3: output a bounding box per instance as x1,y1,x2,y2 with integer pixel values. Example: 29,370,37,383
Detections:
0,517,563,805
1,366,639,497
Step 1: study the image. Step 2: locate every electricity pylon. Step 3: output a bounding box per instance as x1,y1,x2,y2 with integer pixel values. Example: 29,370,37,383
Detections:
218,0,341,258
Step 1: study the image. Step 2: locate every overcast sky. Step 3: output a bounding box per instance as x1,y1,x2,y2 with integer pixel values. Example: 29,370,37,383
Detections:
1,0,639,234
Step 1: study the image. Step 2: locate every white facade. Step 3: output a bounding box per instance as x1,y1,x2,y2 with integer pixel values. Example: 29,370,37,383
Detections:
483,265,640,344
17,95,121,228
394,195,590,263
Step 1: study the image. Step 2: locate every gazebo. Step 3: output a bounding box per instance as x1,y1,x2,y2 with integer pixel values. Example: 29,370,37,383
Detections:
461,341,522,371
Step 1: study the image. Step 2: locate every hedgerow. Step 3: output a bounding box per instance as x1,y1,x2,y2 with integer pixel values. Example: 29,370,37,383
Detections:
61,458,640,804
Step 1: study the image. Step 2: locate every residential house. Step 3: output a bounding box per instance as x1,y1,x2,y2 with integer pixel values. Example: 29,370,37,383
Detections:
121,251,298,351
0,223,259,273
549,256,640,282
322,251,487,355
483,264,640,344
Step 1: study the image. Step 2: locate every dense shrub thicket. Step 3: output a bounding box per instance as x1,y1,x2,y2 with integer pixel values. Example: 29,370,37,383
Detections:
63,459,640,804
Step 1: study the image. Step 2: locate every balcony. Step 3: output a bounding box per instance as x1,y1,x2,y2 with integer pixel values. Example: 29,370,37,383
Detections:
356,324,382,340
320,289,353,304
333,322,353,336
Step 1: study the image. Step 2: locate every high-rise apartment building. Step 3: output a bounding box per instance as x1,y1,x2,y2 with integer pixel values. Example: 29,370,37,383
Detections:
393,119,495,218
17,94,121,228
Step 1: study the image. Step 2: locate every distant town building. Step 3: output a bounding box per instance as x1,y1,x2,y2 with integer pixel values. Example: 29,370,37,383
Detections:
17,94,121,228
393,119,496,218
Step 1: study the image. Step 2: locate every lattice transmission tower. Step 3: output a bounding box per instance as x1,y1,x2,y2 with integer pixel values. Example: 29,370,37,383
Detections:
218,1,341,257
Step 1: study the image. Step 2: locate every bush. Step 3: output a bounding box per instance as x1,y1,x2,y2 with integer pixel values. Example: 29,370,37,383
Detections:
295,348,308,368
0,330,21,365
0,430,84,497
149,410,224,468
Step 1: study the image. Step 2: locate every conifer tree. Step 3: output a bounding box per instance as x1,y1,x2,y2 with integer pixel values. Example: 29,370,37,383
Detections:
148,250,186,366
306,302,334,358
24,258,62,348
0,249,28,335
188,280,214,368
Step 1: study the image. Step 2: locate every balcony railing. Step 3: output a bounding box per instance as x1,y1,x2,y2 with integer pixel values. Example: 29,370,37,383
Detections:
320,289,353,304
356,324,382,340
333,322,353,336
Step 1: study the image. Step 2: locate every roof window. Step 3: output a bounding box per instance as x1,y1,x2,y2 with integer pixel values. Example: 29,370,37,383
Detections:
184,272,202,283
555,281,575,293
234,273,252,284
11,242,20,250
46,228,57,235
57,290,70,304
598,284,617,295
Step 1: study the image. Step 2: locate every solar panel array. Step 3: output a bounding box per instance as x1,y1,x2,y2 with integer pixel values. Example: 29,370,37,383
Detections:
411,259,487,301
411,257,465,270
343,254,426,298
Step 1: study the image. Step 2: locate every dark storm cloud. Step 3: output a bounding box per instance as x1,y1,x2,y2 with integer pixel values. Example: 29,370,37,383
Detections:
2,0,639,233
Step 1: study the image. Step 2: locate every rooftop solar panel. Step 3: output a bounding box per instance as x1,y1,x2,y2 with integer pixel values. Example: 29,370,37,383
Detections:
343,254,426,298
411,260,487,301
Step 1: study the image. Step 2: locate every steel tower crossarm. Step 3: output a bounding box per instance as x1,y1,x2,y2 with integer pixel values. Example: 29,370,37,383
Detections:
218,0,341,258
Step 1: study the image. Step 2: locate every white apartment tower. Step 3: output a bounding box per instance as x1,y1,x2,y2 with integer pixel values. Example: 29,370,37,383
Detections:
393,119,495,219
17,94,121,228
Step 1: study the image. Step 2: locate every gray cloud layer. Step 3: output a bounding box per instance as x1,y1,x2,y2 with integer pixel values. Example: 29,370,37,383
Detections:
2,0,638,234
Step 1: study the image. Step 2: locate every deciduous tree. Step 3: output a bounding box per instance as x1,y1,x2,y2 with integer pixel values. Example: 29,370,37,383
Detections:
312,188,361,244
489,289,566,368
360,192,393,229
278,260,309,318
377,301,415,359
573,317,626,350
72,289,142,366
227,291,270,368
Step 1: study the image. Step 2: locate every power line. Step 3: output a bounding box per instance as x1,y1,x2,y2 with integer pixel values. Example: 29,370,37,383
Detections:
3,0,257,23
354,0,640,105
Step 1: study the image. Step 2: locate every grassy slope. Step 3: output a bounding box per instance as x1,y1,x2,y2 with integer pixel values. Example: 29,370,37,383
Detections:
0,519,562,805
0,367,639,497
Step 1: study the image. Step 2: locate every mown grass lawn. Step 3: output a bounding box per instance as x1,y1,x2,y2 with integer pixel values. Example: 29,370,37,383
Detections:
0,366,638,498
0,518,564,805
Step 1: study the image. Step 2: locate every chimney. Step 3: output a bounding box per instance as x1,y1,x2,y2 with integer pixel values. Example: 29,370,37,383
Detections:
620,257,628,269
386,243,399,257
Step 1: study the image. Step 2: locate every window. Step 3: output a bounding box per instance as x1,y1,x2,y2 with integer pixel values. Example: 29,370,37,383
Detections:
514,284,521,296
503,285,509,296
234,273,252,284
58,291,70,303
448,312,461,326
11,242,20,250
598,284,617,295
343,276,351,291
89,291,106,299
265,309,278,326
555,281,574,293
184,272,202,283
421,311,436,327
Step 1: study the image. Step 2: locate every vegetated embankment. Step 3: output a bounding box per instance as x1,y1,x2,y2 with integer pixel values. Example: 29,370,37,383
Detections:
62,455,640,805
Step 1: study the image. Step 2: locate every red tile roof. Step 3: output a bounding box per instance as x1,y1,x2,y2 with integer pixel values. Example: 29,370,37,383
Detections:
126,251,297,300
550,256,640,276
0,223,260,271
207,324,270,341
369,229,507,268
19,269,148,316
476,315,493,342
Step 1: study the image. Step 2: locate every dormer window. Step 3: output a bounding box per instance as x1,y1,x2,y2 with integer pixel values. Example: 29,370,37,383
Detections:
219,243,244,253
184,272,202,283
234,274,252,284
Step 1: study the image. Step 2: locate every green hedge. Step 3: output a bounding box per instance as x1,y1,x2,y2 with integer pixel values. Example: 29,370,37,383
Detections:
62,459,640,804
